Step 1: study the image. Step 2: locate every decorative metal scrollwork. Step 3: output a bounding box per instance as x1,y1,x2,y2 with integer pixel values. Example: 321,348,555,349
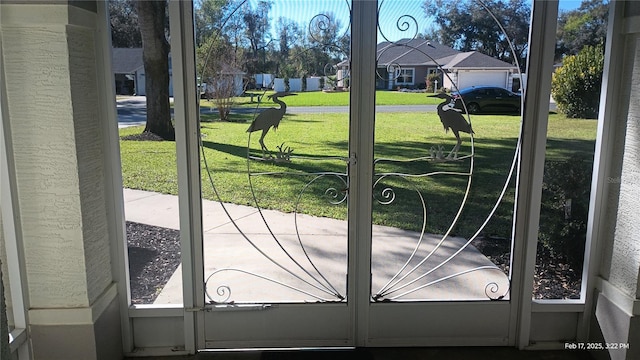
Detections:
377,0,420,43
198,0,524,304
368,0,524,302
308,14,335,43
374,186,396,205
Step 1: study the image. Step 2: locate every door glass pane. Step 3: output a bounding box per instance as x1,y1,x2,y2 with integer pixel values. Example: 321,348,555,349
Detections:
372,0,529,301
534,0,605,300
198,0,351,303
110,0,183,305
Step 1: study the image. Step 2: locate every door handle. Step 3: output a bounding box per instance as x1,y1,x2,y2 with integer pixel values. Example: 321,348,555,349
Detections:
207,304,273,312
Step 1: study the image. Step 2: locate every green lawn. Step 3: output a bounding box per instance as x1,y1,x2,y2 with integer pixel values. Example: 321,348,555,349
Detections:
199,90,441,110
120,112,596,238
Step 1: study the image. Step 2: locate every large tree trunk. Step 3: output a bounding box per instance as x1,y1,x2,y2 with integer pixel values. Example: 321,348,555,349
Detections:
136,0,175,141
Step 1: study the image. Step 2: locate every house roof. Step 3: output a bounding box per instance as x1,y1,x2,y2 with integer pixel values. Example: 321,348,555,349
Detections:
376,39,517,70
376,38,460,66
442,51,517,70
112,48,143,74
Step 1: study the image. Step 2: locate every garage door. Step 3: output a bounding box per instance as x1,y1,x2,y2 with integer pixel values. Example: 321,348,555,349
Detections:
458,70,508,90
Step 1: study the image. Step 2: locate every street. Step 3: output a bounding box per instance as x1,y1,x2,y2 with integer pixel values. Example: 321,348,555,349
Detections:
117,96,557,128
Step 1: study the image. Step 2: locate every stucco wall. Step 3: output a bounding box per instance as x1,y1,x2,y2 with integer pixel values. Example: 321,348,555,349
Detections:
67,25,113,305
3,24,90,308
609,38,640,299
1,5,112,308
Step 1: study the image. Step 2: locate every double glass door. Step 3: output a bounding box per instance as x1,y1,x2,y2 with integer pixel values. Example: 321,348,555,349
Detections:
194,0,524,348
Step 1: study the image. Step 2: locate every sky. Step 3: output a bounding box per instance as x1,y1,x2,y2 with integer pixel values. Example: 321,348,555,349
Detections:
255,0,585,43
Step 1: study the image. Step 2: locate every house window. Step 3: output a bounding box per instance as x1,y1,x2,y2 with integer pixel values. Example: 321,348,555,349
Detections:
397,68,414,85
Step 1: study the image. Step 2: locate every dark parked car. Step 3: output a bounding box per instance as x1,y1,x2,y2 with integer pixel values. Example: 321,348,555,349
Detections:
452,86,522,114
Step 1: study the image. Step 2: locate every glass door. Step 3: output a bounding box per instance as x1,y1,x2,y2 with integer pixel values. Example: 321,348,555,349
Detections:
197,0,354,348
366,0,527,345
195,0,529,348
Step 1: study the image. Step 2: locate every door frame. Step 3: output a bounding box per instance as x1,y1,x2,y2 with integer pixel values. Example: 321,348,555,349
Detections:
169,0,204,353
509,0,560,348
348,0,378,347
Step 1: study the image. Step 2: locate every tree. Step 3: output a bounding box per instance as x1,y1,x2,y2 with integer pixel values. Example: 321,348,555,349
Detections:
308,12,349,60
241,0,272,74
275,18,302,70
194,0,246,47
195,0,247,75
197,36,242,122
551,44,604,119
211,67,242,122
302,12,350,79
109,0,142,48
136,0,175,140
274,17,309,77
422,0,530,69
556,0,609,60
195,0,227,46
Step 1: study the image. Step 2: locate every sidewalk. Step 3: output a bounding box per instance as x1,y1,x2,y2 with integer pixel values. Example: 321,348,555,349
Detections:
123,189,510,304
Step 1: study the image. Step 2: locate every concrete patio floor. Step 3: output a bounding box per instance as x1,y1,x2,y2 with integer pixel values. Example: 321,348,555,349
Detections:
123,189,509,304
122,189,598,360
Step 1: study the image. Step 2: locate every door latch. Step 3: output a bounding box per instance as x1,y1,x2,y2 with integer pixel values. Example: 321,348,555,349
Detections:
347,153,357,165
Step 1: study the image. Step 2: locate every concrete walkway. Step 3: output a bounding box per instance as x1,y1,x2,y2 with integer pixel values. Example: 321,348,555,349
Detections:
123,189,509,304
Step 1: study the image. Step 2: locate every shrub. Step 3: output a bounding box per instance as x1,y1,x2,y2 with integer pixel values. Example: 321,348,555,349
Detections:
426,73,441,92
326,75,337,90
538,157,592,269
551,45,604,119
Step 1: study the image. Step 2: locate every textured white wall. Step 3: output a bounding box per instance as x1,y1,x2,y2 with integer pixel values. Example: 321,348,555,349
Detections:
67,25,113,305
610,38,640,299
3,25,89,308
1,8,112,308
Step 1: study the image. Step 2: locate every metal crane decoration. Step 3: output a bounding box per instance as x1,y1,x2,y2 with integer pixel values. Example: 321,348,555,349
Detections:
430,92,474,159
247,91,297,158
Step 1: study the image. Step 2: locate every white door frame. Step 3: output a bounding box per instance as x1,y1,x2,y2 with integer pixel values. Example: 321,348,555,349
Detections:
509,0,559,349
163,0,596,353
348,0,378,346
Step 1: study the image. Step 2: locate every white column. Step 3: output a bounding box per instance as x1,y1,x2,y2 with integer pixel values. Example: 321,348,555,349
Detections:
592,2,640,360
0,2,121,359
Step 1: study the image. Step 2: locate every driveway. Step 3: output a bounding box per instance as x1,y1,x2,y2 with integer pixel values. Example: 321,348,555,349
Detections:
116,96,148,128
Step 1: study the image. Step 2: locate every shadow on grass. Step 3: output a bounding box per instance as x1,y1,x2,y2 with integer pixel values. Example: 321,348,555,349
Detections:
201,140,247,159
199,132,595,240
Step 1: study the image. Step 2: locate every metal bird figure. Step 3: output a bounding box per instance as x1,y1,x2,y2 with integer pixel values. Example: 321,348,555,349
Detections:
247,91,297,157
430,92,474,159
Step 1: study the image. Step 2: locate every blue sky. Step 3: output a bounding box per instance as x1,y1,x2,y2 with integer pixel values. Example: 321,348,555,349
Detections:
259,0,585,42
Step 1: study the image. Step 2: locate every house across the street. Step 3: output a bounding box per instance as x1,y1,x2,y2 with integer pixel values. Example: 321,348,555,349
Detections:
112,47,174,96
372,38,521,92
200,64,246,98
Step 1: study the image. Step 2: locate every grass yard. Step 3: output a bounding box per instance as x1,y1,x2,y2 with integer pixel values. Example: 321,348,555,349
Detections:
120,112,597,239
